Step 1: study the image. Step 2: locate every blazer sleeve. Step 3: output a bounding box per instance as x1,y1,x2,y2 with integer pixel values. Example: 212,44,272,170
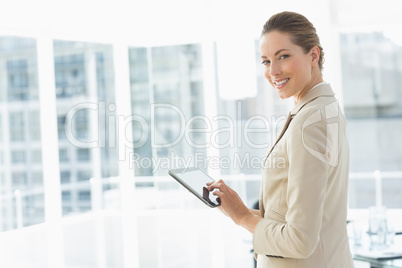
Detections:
253,106,334,258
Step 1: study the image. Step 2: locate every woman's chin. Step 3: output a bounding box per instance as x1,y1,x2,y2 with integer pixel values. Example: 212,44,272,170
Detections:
275,91,291,100
271,84,292,100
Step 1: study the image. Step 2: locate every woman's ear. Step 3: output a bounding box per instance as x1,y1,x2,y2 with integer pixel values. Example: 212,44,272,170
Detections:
310,46,320,67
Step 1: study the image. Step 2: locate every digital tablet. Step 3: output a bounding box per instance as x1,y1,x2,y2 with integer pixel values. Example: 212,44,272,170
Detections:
168,167,220,208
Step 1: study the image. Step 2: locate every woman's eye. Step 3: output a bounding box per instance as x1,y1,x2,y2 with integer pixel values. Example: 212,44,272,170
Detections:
279,55,289,60
261,60,270,65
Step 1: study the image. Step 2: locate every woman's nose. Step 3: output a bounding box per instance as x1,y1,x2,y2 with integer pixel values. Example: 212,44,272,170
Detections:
268,62,281,77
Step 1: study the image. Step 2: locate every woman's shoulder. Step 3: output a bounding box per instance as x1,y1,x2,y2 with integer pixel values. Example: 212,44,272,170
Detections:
294,95,340,120
289,94,345,135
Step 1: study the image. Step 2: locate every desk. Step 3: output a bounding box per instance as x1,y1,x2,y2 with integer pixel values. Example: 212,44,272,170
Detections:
352,233,402,268
353,255,402,268
351,228,402,268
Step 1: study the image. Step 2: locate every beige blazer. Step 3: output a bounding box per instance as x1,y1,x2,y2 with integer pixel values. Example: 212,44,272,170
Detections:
253,84,354,268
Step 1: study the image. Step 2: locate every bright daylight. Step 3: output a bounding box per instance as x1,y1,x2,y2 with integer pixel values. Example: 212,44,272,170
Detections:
0,0,401,267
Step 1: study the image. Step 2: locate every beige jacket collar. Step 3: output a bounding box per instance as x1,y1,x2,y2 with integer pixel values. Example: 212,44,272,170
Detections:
291,83,335,116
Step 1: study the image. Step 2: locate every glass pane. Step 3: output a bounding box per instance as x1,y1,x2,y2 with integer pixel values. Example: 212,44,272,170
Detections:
53,40,118,215
0,36,44,231
341,31,402,172
129,44,207,177
340,31,402,209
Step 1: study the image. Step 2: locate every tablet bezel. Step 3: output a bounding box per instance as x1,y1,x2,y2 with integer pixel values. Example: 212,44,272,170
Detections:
168,167,220,208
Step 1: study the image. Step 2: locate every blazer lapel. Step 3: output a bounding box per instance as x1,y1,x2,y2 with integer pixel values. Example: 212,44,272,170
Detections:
265,112,292,161
264,83,336,162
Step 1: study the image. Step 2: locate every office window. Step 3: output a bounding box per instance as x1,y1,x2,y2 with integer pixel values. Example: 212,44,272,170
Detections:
54,53,86,98
129,44,206,176
32,172,43,185
78,191,91,201
22,194,44,226
340,31,402,209
7,59,29,101
9,112,25,142
11,172,27,189
96,52,112,100
60,170,71,184
31,150,42,164
57,115,66,140
11,150,26,164
59,148,69,162
0,36,44,231
54,40,117,215
77,170,92,181
62,191,71,202
73,109,89,140
77,148,90,162
1,37,38,102
28,111,41,141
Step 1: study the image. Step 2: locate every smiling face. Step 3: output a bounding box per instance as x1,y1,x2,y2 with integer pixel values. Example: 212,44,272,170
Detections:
259,31,322,104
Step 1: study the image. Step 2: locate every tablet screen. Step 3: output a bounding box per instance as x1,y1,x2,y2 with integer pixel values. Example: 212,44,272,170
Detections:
169,168,220,207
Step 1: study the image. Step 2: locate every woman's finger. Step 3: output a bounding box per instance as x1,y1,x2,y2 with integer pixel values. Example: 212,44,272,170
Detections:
206,180,224,188
212,189,224,198
206,182,224,191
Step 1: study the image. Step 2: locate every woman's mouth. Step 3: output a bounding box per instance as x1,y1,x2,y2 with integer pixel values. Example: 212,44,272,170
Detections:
273,78,290,88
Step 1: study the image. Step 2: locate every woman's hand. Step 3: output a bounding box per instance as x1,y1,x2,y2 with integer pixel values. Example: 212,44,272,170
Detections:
206,180,262,232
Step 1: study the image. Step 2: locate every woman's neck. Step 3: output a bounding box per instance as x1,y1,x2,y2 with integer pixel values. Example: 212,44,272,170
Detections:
293,73,323,105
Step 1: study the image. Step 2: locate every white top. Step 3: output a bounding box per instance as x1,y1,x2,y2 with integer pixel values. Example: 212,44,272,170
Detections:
309,81,327,93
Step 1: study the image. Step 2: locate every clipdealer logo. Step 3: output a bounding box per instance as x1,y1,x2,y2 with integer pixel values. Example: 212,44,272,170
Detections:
301,101,340,167
63,102,288,163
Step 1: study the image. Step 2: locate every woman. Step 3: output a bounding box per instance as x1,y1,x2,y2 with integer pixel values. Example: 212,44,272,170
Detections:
206,11,354,267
